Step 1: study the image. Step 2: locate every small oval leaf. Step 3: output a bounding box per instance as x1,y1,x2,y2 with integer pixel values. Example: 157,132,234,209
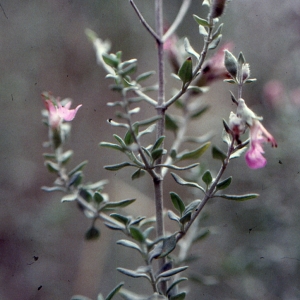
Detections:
178,57,193,84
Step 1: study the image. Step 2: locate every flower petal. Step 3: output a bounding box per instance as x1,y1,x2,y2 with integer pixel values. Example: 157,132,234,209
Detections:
245,143,267,169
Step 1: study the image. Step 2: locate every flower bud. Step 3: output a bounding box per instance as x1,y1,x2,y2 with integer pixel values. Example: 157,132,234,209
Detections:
210,0,227,19
242,63,250,81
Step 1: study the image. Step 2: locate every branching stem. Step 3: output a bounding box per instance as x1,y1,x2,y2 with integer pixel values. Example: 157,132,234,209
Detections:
164,18,215,109
177,137,236,242
129,0,161,43
162,0,192,43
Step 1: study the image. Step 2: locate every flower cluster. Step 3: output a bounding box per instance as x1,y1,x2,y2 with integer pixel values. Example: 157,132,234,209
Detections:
43,94,82,130
229,98,277,169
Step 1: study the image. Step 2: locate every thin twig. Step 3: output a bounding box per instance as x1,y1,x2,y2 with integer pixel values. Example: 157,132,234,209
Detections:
134,89,158,106
154,0,167,294
164,18,215,109
130,0,161,43
176,137,235,242
162,0,192,43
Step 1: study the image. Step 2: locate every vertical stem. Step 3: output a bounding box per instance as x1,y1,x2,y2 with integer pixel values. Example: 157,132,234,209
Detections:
155,0,167,294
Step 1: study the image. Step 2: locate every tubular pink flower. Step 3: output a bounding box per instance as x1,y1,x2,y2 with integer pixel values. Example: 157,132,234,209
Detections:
45,99,82,129
245,119,277,169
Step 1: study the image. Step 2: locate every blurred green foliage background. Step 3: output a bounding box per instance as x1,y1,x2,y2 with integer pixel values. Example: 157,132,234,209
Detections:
0,1,299,299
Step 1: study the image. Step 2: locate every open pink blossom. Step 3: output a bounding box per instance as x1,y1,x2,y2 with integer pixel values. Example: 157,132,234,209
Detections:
45,99,82,129
245,119,277,169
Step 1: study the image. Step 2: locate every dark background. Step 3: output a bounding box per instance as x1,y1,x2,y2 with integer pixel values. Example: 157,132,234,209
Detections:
0,1,300,299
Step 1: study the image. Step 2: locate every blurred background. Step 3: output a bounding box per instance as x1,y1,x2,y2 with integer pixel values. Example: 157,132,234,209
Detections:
0,0,300,299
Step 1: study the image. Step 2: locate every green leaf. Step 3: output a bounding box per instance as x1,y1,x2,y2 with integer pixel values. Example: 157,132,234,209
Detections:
60,150,73,165
177,142,211,161
169,292,186,300
44,160,59,173
212,146,227,161
142,147,152,158
212,23,223,40
157,266,188,280
168,210,180,223
100,142,124,152
131,168,146,180
41,186,66,192
85,226,100,240
102,53,119,68
222,118,231,134
156,163,199,171
189,105,209,119
199,25,208,37
151,148,164,161
170,192,185,215
110,213,130,225
61,193,77,202
183,199,201,216
180,212,191,225
224,79,236,84
165,114,179,132
170,149,177,159
117,239,142,254
238,52,246,65
202,170,213,186
82,179,108,190
102,53,120,69
119,62,137,77
105,282,124,300
224,50,238,79
215,193,259,201
43,153,56,159
104,198,136,209
68,171,83,187
130,226,145,243
107,119,129,129
152,136,165,151
193,14,210,27
117,268,151,281
68,160,88,177
178,57,193,84
104,222,125,231
135,115,162,127
137,124,156,139
230,91,238,104
166,278,188,296
244,78,257,83
208,34,222,50
104,162,135,171
124,126,139,145
158,234,177,258
216,176,232,190
94,191,105,204
136,70,156,83
113,134,127,148
171,173,205,193
184,38,200,61
230,146,248,160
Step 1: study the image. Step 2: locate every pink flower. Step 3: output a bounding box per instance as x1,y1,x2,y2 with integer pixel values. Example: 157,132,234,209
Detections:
44,97,82,129
245,119,277,169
